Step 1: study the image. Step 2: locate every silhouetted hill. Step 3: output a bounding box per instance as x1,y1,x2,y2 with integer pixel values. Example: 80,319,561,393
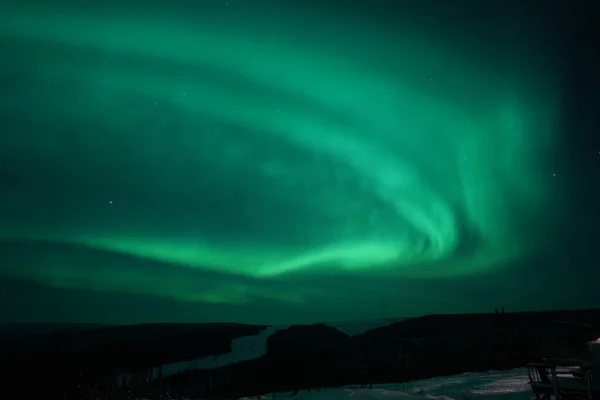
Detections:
165,310,600,398
267,323,352,360
2,309,600,399
0,322,112,337
1,322,266,366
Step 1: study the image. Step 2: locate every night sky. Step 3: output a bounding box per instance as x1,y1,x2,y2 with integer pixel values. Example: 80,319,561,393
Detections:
0,0,599,325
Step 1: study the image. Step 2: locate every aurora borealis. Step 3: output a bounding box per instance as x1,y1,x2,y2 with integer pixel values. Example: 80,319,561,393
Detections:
1,0,599,324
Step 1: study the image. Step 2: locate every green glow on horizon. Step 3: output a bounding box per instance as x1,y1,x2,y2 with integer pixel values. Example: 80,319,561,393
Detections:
0,2,560,308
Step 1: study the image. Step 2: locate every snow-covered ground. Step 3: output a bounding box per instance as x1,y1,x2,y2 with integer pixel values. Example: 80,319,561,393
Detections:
242,368,532,400
134,368,533,400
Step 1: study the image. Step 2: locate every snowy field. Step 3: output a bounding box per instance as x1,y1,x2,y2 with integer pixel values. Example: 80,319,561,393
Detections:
241,368,532,400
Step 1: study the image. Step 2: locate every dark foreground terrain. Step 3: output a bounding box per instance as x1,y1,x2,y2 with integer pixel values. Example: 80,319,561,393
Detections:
1,309,600,399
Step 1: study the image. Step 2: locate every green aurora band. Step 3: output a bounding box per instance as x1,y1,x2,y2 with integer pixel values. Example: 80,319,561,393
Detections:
0,2,561,311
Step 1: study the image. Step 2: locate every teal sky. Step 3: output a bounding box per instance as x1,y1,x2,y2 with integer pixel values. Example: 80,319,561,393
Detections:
0,0,598,324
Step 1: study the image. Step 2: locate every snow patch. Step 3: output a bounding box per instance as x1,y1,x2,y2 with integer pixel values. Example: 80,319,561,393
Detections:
240,368,531,400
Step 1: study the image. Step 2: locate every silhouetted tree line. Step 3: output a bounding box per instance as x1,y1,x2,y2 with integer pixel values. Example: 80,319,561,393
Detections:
2,310,600,399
